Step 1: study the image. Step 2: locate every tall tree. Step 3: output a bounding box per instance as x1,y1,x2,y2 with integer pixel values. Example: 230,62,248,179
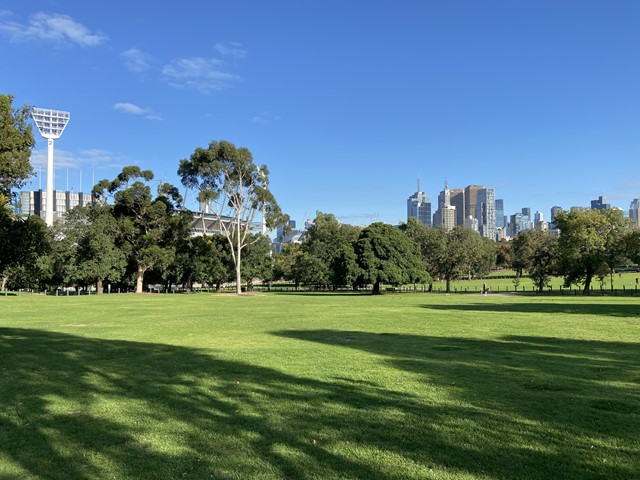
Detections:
178,140,288,294
0,94,35,207
301,212,361,289
555,209,632,294
0,210,49,290
511,230,558,292
355,222,427,295
93,167,190,293
416,226,487,293
69,204,127,294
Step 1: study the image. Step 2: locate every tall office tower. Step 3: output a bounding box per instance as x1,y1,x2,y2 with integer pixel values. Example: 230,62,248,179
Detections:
464,215,478,232
476,188,496,240
534,211,543,224
550,206,562,224
591,196,611,210
521,207,531,218
630,198,640,227
495,199,504,228
449,188,464,225
464,185,484,219
510,213,527,237
407,179,431,227
433,180,456,231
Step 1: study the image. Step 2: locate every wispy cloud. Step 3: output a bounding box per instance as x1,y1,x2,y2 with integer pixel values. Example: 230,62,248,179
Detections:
31,148,126,170
121,47,153,73
162,57,241,94
214,42,246,60
114,102,162,121
0,12,106,46
251,113,281,124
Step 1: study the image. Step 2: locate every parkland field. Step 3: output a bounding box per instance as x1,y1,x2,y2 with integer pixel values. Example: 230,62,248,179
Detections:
1,293,638,480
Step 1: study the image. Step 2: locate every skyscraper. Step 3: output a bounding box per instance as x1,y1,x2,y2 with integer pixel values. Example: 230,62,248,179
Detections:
449,188,464,226
432,180,456,231
476,188,496,240
550,206,562,224
407,179,431,227
464,185,483,219
534,211,543,224
630,198,640,227
591,196,611,210
521,207,532,218
495,199,504,228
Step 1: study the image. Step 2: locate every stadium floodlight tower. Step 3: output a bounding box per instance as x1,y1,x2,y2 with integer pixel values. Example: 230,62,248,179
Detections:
31,107,70,226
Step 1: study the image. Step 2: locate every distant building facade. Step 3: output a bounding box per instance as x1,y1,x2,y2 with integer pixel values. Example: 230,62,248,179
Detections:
407,180,431,227
495,199,504,228
449,188,465,226
273,220,307,254
19,189,92,222
591,196,611,211
432,181,457,231
464,185,483,220
476,188,496,240
630,198,640,227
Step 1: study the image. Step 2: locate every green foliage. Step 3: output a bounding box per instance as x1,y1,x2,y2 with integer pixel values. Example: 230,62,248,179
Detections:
178,140,288,294
403,223,489,293
298,212,361,289
68,204,127,292
171,235,232,290
0,94,35,206
355,222,428,294
94,167,189,293
555,209,633,294
241,234,274,288
272,242,304,288
0,211,50,289
512,230,558,292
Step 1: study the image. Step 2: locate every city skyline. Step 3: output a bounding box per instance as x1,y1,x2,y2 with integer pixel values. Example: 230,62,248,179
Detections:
2,2,640,227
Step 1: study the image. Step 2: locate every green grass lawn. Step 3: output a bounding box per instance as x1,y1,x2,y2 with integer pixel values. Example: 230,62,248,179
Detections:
1,293,638,479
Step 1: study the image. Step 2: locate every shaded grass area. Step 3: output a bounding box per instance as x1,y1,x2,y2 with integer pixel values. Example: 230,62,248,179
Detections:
1,294,639,479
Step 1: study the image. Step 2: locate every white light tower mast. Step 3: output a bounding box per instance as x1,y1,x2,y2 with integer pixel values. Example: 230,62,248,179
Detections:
31,108,70,226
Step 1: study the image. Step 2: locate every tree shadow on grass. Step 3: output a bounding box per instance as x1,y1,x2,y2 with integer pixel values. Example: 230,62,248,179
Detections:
421,301,640,317
273,329,640,480
2,327,414,480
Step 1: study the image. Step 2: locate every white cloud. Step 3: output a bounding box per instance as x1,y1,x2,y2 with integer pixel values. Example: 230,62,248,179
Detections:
162,57,241,94
113,102,162,121
214,42,246,60
30,148,126,170
121,47,153,73
251,113,280,124
0,12,106,46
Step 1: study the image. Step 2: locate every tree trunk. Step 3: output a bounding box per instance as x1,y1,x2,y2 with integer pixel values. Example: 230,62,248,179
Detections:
1,276,7,292
236,223,242,294
583,273,592,295
136,267,145,294
610,269,614,291
235,253,242,295
216,281,222,293
372,280,382,295
445,275,451,293
97,278,103,295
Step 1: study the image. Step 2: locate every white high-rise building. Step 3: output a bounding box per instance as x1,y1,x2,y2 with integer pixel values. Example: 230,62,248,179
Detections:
476,188,496,240
407,179,431,227
20,189,91,222
534,211,544,224
433,180,456,231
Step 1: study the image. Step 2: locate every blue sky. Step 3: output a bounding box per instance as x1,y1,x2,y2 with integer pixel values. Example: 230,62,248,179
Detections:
2,1,639,226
